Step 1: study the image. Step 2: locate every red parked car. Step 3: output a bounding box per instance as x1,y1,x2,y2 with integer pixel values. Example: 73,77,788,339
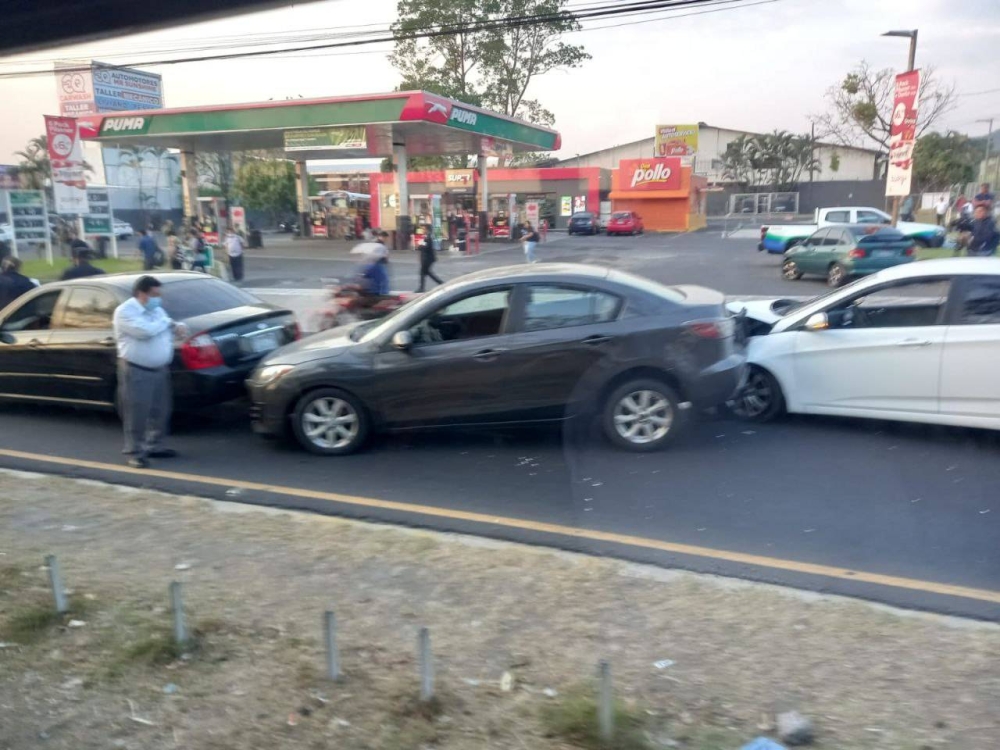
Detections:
606,211,644,236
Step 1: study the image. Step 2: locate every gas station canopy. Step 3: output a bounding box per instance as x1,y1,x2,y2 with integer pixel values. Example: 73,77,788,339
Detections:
78,90,561,159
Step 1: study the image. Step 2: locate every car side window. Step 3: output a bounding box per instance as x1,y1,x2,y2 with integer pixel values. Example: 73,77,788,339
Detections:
824,231,844,246
58,287,118,329
806,229,826,247
828,280,951,329
857,210,886,225
957,277,1000,325
409,288,511,345
522,285,622,332
1,290,62,332
825,210,850,223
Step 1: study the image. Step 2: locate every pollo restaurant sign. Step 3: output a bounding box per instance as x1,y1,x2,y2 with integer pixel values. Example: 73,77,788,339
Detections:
619,157,682,191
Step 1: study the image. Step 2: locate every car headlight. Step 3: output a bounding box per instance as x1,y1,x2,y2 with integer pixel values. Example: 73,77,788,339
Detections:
255,364,294,385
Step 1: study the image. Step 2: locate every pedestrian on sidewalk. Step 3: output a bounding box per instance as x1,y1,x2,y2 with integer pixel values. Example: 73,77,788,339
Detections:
113,276,187,469
225,226,245,282
967,205,1000,256
935,195,950,226
0,256,35,310
521,221,540,263
416,224,444,292
138,229,162,271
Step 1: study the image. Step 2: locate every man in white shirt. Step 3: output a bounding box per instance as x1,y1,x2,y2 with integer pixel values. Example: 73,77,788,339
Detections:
935,195,950,226
225,227,245,282
113,276,186,469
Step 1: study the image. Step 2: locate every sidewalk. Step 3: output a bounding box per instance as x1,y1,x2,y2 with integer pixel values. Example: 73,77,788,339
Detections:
1,471,997,750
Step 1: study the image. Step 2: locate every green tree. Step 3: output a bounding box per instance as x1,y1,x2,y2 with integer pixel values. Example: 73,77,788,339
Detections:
913,131,979,191
390,0,588,151
722,131,818,192
16,135,93,193
197,152,235,206
234,159,299,225
814,60,956,152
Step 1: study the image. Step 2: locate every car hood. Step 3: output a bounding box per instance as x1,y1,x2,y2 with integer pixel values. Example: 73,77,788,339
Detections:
262,322,364,365
898,220,944,235
726,298,789,325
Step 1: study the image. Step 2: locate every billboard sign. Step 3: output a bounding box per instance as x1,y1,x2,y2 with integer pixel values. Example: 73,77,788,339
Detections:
82,187,113,235
444,169,476,193
560,196,572,217
655,124,699,158
91,63,163,111
55,62,97,116
283,126,367,152
886,70,921,198
45,115,89,214
7,190,48,241
619,157,683,191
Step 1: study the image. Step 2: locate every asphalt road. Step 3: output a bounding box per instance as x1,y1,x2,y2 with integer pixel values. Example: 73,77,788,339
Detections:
2,230,998,619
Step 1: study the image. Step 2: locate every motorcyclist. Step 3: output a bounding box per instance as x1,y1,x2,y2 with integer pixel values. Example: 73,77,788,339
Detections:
356,245,390,300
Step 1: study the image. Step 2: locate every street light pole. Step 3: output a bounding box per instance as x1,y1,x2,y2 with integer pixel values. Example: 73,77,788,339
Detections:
976,118,995,190
882,29,918,226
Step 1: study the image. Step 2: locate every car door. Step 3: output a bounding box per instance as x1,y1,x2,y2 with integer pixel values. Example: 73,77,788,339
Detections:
495,283,625,421
939,275,1000,421
372,286,517,426
828,228,853,265
856,209,890,226
44,285,121,405
0,288,65,400
792,278,951,415
795,229,826,273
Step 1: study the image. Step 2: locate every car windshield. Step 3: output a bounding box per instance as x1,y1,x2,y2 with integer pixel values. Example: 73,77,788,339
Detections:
4,5,996,744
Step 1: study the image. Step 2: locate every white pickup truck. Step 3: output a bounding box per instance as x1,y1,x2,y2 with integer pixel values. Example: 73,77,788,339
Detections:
759,206,945,254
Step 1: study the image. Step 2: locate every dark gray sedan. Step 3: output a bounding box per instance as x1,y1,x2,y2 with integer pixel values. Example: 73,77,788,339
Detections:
248,264,746,455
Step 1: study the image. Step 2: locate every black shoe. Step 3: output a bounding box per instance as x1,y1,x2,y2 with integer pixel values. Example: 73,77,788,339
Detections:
127,456,149,469
147,449,178,459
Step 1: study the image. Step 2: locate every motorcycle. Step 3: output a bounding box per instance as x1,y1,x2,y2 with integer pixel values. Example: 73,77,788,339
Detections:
311,278,416,332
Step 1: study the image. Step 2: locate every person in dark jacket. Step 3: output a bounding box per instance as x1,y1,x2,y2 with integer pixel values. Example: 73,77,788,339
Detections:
967,205,1000,256
416,225,444,292
61,246,106,280
0,256,36,310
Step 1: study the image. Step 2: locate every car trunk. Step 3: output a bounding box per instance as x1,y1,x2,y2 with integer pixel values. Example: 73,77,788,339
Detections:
180,305,298,368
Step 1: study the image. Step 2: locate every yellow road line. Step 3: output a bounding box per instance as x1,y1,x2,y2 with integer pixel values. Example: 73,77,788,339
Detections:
1,446,999,606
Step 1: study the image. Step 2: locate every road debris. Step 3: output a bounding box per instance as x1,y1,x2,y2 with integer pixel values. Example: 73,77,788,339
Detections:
67,620,86,628
653,659,675,669
777,710,815,745
163,683,179,695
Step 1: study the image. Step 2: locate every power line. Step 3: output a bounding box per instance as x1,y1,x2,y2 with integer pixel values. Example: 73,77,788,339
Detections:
0,0,773,79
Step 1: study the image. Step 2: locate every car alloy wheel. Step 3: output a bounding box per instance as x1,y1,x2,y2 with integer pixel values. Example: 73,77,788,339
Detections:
614,389,672,443
782,259,803,280
728,366,784,422
827,263,847,288
602,378,684,451
292,388,370,455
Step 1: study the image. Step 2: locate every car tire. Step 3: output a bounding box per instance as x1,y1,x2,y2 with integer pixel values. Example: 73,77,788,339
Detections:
728,366,784,422
602,378,684,452
781,259,803,280
291,388,370,456
827,263,848,288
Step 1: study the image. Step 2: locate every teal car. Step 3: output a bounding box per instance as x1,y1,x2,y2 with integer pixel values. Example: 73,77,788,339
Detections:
781,224,916,287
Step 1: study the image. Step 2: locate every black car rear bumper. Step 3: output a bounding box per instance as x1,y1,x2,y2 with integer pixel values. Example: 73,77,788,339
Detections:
173,363,257,408
685,353,747,409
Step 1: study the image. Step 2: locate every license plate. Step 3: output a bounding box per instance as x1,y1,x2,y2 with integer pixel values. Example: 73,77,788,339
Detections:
248,332,279,353
872,249,896,258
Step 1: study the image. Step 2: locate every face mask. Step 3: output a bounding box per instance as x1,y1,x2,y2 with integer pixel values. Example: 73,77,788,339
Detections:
145,297,162,311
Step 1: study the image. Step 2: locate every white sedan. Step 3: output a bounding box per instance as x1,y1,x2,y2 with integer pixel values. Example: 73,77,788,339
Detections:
113,219,134,239
727,258,1000,431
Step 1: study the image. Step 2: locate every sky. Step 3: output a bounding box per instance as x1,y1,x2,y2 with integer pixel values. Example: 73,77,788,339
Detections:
0,0,998,163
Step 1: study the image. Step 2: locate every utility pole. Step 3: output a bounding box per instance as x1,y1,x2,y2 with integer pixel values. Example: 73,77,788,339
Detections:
977,118,995,189
882,29,918,226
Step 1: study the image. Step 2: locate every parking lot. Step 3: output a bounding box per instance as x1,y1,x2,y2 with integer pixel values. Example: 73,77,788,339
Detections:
1,229,998,619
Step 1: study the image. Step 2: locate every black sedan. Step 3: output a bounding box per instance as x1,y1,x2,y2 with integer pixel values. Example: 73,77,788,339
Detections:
248,264,746,455
0,272,298,411
567,212,601,235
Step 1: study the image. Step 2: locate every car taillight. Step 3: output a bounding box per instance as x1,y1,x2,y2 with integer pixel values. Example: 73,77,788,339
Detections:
904,245,916,256
848,248,867,259
292,322,302,340
180,332,224,370
687,319,734,339
760,226,769,240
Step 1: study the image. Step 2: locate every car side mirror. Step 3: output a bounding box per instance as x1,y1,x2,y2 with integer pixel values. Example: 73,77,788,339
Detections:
392,330,413,350
804,312,829,331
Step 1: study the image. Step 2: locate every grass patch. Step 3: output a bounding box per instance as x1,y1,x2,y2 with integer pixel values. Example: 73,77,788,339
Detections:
0,564,23,593
19,257,143,282
540,689,652,750
121,628,187,666
916,246,953,261
0,595,92,645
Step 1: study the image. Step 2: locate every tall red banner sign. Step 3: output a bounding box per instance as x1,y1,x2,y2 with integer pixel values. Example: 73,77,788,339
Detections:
619,157,683,191
886,70,921,198
45,115,89,214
